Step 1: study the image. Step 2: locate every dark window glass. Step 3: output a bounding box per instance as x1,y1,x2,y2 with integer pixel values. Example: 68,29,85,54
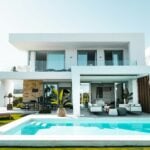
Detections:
35,52,47,71
105,50,123,66
78,50,97,66
96,87,103,98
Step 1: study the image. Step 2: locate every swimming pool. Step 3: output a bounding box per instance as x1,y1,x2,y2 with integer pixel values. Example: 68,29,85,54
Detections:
0,115,150,146
3,118,150,135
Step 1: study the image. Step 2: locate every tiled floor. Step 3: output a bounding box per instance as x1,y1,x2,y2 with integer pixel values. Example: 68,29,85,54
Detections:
0,106,150,118
0,107,38,115
80,107,150,118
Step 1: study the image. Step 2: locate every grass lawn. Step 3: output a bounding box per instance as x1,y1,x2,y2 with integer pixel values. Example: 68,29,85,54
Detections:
0,147,149,150
0,114,23,126
0,114,149,150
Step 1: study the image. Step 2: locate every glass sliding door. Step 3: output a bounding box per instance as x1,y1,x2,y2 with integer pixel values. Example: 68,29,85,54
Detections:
105,50,123,66
78,51,87,66
104,51,113,65
35,51,47,71
47,51,65,70
78,50,97,66
113,54,119,65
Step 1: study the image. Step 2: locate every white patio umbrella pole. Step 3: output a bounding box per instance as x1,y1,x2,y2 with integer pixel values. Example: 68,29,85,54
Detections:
114,83,117,108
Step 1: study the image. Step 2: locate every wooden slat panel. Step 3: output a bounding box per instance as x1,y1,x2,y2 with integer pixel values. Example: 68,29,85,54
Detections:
138,76,150,113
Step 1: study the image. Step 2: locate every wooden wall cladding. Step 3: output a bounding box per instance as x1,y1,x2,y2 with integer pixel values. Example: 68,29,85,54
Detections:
23,80,43,102
138,76,150,113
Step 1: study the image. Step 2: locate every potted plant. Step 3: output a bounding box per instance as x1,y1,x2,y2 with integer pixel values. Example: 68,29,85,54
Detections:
56,88,72,117
49,86,72,117
57,89,66,117
4,93,13,110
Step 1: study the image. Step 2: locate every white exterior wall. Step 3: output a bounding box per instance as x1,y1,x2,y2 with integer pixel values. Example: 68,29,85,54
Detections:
72,71,80,116
72,49,77,66
129,35,145,65
132,79,138,104
123,48,129,65
0,81,5,107
29,51,36,71
65,49,77,69
128,79,138,104
97,48,104,65
0,80,14,107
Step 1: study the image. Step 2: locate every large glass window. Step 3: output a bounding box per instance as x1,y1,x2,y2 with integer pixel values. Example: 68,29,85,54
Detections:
78,50,97,66
35,51,47,71
78,51,87,66
96,87,103,99
47,51,65,70
105,50,123,66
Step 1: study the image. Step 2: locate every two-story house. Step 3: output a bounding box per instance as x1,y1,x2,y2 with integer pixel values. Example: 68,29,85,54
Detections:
0,33,150,115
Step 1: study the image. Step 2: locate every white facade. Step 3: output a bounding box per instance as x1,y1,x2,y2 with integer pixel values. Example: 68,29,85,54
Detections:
0,33,149,116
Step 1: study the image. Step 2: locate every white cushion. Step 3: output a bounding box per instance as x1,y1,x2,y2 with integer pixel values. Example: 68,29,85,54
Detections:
97,100,105,106
90,106,102,112
109,108,118,116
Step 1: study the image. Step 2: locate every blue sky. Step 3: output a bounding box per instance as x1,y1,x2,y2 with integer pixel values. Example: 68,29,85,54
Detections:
0,0,150,69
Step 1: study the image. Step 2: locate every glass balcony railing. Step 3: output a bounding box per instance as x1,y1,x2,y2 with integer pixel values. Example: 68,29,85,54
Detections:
77,60,137,66
104,60,137,66
78,60,97,66
34,60,137,72
35,61,46,72
35,60,69,72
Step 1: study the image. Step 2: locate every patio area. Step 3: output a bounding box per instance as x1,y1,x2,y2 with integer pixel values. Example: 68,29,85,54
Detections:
0,107,38,116
80,107,150,118
1,106,150,119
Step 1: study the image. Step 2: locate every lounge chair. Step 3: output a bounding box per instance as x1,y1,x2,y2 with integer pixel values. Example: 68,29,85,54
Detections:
126,103,142,114
119,102,142,114
88,100,105,113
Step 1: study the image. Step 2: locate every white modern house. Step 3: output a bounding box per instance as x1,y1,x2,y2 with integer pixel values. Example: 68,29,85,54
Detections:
0,33,150,116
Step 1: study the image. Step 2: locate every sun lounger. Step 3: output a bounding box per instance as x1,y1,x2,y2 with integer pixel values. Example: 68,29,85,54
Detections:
119,103,142,114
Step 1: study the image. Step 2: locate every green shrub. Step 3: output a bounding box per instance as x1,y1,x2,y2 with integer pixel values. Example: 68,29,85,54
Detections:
13,97,23,106
16,103,25,108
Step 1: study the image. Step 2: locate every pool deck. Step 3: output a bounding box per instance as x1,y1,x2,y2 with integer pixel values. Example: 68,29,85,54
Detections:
0,107,38,115
1,106,150,118
0,114,150,147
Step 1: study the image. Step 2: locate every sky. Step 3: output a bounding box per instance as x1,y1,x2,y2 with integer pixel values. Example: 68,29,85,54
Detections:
0,0,150,69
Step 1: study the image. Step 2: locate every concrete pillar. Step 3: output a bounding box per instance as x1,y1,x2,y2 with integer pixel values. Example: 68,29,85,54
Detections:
72,73,80,116
0,80,14,107
114,83,117,108
132,79,138,104
123,82,126,104
0,81,5,107
30,51,36,71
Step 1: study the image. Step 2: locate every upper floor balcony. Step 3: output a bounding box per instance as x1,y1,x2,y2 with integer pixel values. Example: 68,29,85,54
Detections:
32,49,138,72
34,59,138,72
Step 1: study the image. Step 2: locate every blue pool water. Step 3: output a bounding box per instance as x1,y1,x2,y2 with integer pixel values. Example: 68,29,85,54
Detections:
3,118,150,135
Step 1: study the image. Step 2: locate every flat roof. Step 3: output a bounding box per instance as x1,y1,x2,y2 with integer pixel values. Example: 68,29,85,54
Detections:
9,33,144,50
